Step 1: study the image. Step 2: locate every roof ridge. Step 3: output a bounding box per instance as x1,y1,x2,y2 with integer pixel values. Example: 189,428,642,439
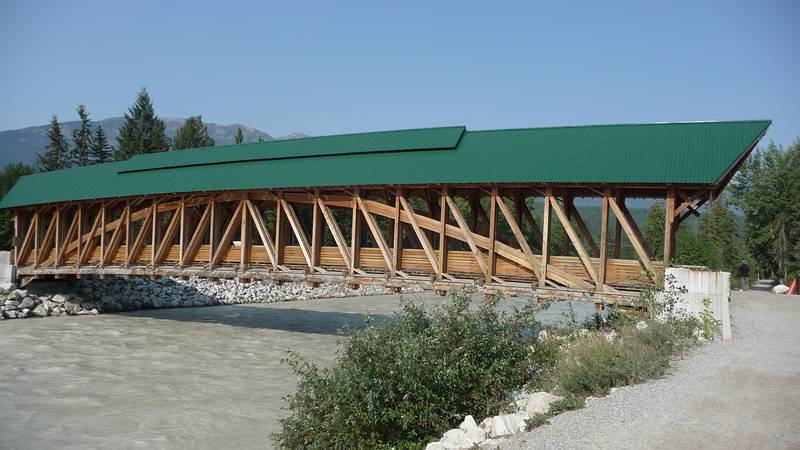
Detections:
466,119,772,134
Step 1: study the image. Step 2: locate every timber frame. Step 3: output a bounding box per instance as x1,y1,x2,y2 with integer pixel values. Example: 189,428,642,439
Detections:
9,183,714,303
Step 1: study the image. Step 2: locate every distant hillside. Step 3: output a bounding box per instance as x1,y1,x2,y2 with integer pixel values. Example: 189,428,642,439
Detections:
0,117,307,167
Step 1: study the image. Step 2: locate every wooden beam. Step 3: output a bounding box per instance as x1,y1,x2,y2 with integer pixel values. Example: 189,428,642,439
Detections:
78,210,103,265
280,199,313,269
608,196,656,278
275,194,286,266
540,190,552,288
211,201,243,266
613,194,623,259
598,193,610,289
35,213,58,266
496,193,542,281
561,193,573,255
664,188,676,267
246,200,278,267
99,205,106,267
445,194,489,278
357,196,394,272
127,205,154,265
517,194,543,247
571,205,600,257
398,195,439,274
318,200,352,269
154,208,181,265
151,200,157,265
437,189,448,279
240,199,251,271
311,191,322,269
125,201,131,264
349,194,361,274
487,189,498,282
17,213,36,265
57,211,79,266
102,205,129,266
179,197,186,267
550,196,600,286
182,202,212,266
392,191,402,275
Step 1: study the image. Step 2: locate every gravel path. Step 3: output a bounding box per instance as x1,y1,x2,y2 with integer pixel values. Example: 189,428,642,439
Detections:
504,291,800,450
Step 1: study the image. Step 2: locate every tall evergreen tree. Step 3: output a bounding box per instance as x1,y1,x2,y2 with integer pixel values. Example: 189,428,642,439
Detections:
699,196,739,272
235,127,244,144
257,134,264,142
0,163,35,250
643,202,665,260
71,104,93,166
89,125,113,164
36,115,71,171
174,116,215,149
115,88,170,160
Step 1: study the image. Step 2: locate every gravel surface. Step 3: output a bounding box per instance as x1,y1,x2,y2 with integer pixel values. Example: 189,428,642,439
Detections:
503,290,800,450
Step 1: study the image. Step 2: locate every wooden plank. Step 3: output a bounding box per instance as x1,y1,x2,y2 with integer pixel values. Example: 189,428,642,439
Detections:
280,199,313,268
356,196,394,272
664,188,676,267
99,205,106,267
445,194,489,277
179,197,185,266
437,190,448,279
398,195,439,274
240,199,251,270
599,193,609,289
613,194,623,258
246,200,278,267
318,200,352,269
35,214,58,266
311,191,322,268
182,202,212,266
57,211,79,265
350,195,361,274
211,201,244,266
608,196,656,278
392,192,402,275
487,189,497,282
540,190,552,287
275,194,286,265
78,210,102,265
561,194,572,255
17,213,36,265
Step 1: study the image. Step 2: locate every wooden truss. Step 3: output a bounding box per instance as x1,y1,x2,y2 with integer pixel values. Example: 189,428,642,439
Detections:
10,185,712,302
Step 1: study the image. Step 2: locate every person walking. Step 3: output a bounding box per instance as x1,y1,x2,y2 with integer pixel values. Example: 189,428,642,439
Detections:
739,260,750,291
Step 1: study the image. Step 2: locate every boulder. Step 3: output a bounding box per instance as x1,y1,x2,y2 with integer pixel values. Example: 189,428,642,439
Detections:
458,415,487,445
424,442,445,450
440,429,473,449
772,284,790,294
18,297,35,310
51,294,69,304
4,300,19,309
12,289,28,299
488,413,526,437
32,304,48,317
525,392,563,417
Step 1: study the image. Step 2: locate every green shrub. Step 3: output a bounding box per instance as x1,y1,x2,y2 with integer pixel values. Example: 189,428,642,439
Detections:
272,291,546,449
524,414,550,430
548,395,585,414
553,322,675,396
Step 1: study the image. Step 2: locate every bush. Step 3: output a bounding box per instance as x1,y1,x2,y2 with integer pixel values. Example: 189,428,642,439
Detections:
553,322,675,396
273,291,546,449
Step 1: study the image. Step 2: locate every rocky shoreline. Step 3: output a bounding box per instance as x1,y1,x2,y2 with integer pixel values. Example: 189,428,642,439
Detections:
0,276,420,320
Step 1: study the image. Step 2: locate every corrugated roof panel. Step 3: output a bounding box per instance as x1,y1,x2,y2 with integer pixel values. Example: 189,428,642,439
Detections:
0,120,770,209
120,126,466,173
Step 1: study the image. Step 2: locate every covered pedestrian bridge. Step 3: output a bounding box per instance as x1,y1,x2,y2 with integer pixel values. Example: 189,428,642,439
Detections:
0,120,770,302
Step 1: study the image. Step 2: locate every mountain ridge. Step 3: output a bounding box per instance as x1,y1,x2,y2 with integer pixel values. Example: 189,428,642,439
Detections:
0,117,306,167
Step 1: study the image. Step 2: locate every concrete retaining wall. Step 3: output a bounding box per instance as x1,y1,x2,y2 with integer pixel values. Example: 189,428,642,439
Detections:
665,266,732,340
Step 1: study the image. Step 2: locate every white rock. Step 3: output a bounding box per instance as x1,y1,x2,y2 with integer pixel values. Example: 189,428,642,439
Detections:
489,413,526,437
525,392,563,417
538,330,549,341
604,330,618,342
458,415,487,444
425,442,445,450
440,428,473,449
635,320,648,330
32,303,48,317
772,284,790,294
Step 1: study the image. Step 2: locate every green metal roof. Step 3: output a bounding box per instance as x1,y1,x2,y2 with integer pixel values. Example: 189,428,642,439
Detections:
0,120,770,209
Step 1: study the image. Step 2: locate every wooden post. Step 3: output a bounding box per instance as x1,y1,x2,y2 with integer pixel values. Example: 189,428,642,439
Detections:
561,192,572,256
179,196,185,267
99,204,106,267
240,199,251,271
664,188,676,268
151,200,157,267
275,193,286,266
311,191,322,270
540,188,552,288
437,188,449,280
76,207,82,267
350,191,361,275
125,201,131,265
598,191,610,290
614,193,623,259
392,190,402,276
487,188,498,283
209,199,216,268
54,209,61,267
12,211,19,266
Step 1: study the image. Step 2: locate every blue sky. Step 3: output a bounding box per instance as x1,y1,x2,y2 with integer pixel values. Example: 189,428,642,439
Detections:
1,0,798,146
